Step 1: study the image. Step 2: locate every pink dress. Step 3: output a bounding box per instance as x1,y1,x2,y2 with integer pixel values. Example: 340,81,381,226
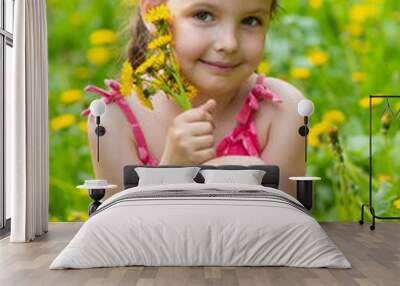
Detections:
81,75,282,166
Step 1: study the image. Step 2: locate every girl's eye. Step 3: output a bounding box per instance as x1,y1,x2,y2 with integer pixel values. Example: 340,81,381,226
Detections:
242,17,262,26
193,11,214,22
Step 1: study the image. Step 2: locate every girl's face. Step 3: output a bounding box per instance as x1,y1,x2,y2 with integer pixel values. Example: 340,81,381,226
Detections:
166,0,272,94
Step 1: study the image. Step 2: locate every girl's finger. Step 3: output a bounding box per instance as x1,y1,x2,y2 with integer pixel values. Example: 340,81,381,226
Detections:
193,135,215,150
189,122,215,136
182,108,214,123
194,147,215,161
199,99,217,113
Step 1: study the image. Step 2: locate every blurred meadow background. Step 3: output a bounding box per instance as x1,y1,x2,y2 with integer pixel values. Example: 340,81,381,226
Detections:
47,0,400,222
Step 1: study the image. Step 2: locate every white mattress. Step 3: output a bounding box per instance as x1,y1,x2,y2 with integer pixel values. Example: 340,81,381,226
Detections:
50,183,351,269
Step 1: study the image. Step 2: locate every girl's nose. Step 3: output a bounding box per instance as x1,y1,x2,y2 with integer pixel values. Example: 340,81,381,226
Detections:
214,25,239,54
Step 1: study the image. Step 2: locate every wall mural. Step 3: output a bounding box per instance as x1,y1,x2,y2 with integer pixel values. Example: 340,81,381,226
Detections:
47,0,400,222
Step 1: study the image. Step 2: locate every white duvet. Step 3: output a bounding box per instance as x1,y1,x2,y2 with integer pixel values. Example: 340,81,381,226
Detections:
50,183,351,269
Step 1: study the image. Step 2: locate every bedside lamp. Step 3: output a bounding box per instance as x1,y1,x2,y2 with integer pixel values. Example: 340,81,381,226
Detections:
89,99,106,162
292,99,320,210
297,99,315,163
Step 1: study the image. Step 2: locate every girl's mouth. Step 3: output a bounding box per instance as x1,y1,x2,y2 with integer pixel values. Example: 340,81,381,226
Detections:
199,59,240,72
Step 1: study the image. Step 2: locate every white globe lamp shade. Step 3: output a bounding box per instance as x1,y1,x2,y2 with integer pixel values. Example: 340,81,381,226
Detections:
89,99,106,117
297,99,314,117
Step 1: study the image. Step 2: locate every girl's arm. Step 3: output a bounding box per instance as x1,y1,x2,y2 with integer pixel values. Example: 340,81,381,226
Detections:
87,103,143,200
259,81,306,198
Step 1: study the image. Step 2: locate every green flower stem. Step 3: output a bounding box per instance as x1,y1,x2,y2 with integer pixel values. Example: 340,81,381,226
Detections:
139,73,191,111
163,56,192,110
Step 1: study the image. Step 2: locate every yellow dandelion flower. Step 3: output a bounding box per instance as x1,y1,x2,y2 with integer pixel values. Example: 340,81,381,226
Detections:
309,0,323,10
379,175,392,182
87,47,111,65
257,61,270,75
186,84,197,99
308,50,329,66
135,54,158,74
291,67,311,80
133,85,154,110
148,34,172,50
347,23,364,37
78,121,88,133
310,122,331,137
153,79,163,88
78,188,88,198
323,110,346,125
144,4,171,23
153,52,166,70
394,198,400,209
51,114,75,130
67,211,86,222
79,212,88,221
308,134,320,147
352,72,368,82
395,102,400,112
358,97,384,108
349,40,371,54
350,4,380,23
135,63,148,75
60,89,83,104
89,29,117,45
74,66,89,80
172,83,180,93
159,72,169,83
120,61,134,96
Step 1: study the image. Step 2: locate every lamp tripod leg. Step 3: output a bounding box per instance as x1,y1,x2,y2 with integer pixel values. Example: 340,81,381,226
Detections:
305,133,308,163
97,124,100,162
359,204,366,225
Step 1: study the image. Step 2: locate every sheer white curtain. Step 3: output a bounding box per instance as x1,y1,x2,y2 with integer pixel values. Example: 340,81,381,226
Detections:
7,0,49,242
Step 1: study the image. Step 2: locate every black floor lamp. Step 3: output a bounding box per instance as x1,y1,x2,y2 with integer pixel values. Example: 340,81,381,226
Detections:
360,95,400,230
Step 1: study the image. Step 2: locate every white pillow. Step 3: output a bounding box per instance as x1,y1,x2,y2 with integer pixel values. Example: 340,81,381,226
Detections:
135,167,201,186
200,169,266,185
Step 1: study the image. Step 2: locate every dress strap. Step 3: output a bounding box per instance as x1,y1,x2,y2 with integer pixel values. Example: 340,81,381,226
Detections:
236,74,282,125
81,79,158,166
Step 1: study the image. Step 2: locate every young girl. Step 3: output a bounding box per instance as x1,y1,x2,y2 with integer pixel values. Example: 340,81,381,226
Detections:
82,0,305,199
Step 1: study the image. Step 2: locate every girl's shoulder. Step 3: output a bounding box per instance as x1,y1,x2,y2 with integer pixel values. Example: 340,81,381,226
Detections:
264,77,305,114
262,76,305,104
263,76,306,130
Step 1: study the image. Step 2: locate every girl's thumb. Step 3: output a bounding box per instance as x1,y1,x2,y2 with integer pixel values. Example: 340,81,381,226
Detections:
199,99,216,113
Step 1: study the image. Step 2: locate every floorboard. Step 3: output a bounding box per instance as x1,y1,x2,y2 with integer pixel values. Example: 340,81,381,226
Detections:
0,222,399,286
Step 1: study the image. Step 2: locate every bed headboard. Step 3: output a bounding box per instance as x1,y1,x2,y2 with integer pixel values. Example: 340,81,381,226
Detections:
123,165,280,189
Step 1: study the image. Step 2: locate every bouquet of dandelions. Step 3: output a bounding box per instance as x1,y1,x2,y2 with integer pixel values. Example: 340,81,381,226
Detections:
120,4,197,111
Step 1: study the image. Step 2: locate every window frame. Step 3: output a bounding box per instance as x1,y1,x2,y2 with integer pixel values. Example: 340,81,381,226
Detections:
0,0,14,235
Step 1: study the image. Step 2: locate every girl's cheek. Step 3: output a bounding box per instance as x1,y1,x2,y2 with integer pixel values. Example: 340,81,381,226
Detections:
173,23,208,60
244,34,266,64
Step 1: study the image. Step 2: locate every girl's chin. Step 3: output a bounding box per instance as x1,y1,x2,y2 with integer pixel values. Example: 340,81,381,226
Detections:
193,82,236,96
194,72,243,88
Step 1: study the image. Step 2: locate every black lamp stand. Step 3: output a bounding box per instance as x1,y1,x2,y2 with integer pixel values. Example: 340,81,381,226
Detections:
95,116,106,162
88,188,105,216
360,95,400,230
298,116,309,162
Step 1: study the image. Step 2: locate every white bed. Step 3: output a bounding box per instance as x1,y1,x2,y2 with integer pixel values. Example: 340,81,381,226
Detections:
50,182,351,269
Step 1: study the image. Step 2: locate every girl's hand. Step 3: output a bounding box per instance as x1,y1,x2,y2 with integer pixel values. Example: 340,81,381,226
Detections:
160,99,217,165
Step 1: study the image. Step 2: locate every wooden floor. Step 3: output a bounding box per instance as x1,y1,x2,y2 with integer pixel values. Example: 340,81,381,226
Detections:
0,222,399,286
